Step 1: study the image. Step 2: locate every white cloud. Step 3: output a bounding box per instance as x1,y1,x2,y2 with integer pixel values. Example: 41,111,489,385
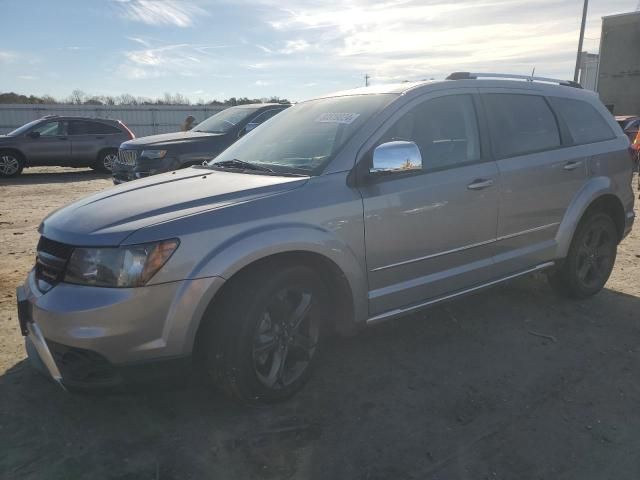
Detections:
18,75,36,80
256,0,637,81
0,51,16,63
256,44,274,54
255,80,270,86
279,39,310,54
118,38,227,79
116,0,207,27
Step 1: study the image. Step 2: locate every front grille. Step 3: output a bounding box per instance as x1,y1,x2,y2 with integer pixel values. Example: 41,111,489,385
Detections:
118,149,138,166
35,237,73,292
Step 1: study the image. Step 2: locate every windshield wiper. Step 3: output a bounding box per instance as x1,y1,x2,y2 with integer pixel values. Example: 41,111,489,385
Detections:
209,158,274,173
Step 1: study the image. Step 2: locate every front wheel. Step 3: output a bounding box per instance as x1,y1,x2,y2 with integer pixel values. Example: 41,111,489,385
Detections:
548,212,618,298
203,264,328,405
0,151,24,177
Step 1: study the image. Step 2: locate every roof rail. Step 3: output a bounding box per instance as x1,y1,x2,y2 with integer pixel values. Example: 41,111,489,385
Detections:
41,114,59,118
446,72,583,89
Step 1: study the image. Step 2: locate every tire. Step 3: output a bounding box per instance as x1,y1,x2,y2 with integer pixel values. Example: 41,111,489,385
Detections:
94,150,118,173
203,263,329,405
548,212,618,298
0,150,24,177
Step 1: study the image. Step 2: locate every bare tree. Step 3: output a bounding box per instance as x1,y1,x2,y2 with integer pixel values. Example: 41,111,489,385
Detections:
70,89,86,105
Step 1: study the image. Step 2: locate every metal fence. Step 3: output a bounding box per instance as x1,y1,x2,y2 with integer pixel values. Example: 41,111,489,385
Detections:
0,104,227,137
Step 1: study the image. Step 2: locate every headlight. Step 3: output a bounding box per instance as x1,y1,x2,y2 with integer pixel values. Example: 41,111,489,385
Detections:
64,239,179,288
141,149,167,159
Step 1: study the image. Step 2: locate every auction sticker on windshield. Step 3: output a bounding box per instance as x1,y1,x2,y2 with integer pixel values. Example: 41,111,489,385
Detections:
316,113,361,124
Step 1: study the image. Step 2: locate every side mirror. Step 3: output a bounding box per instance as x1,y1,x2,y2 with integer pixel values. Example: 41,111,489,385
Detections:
27,131,41,139
370,141,422,174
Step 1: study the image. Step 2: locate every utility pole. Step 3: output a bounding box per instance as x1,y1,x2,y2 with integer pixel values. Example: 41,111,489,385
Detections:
365,73,370,87
574,0,589,82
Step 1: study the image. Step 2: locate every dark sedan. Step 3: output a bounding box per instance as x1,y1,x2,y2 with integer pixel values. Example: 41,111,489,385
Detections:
112,103,290,183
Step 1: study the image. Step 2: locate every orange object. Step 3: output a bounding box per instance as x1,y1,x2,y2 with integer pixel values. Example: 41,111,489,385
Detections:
633,130,640,151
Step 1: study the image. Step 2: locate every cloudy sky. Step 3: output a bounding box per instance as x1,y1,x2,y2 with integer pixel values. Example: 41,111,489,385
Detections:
0,0,637,102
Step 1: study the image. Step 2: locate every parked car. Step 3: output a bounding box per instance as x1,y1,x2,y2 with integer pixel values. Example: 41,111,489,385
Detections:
17,73,635,404
0,116,134,177
615,115,640,143
112,103,290,184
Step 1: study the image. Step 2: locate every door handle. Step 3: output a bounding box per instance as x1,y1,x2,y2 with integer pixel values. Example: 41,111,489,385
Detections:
563,161,582,171
95,136,105,140
58,137,68,141
467,178,494,190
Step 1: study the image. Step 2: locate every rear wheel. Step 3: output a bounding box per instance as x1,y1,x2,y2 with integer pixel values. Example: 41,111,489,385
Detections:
548,212,618,298
94,150,117,173
203,264,328,405
0,151,24,177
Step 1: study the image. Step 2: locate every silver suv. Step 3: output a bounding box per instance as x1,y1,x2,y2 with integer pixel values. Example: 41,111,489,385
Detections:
0,116,134,176
17,73,636,404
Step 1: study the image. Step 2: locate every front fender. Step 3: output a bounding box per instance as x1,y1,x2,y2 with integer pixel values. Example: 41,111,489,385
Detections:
555,176,614,258
191,223,369,326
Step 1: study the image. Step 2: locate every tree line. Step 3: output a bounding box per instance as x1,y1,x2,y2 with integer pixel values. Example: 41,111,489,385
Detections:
0,90,290,106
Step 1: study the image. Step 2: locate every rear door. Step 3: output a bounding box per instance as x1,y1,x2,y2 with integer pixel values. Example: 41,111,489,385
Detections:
359,91,500,318
20,120,70,165
479,90,590,275
68,120,104,164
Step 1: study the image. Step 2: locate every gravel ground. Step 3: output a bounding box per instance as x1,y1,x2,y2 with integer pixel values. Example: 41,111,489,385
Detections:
0,167,639,480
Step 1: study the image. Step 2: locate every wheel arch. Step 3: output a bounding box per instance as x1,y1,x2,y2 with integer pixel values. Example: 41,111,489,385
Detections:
190,248,363,363
185,223,369,356
556,177,627,259
0,147,26,162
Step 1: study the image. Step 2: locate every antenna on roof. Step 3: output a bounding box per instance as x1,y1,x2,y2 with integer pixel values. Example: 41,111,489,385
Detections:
529,68,536,81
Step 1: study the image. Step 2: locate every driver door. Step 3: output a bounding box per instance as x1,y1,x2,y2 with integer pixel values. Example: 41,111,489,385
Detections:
358,91,500,318
20,120,71,165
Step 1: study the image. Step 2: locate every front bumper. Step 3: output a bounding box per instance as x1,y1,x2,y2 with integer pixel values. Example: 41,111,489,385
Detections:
18,269,224,389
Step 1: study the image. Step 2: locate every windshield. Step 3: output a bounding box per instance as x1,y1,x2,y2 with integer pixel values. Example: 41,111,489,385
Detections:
7,119,42,136
192,107,259,134
208,95,394,175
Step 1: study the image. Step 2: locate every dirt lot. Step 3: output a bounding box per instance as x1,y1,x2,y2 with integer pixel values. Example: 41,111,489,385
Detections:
1,167,639,480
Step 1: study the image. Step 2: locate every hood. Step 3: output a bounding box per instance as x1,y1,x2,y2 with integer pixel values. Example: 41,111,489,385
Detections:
121,131,226,148
40,168,308,246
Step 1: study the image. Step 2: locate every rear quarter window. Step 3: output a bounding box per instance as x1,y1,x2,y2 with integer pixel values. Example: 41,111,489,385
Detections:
483,94,561,158
549,97,615,145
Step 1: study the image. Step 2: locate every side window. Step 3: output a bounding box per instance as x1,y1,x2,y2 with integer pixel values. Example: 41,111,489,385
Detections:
483,94,560,158
86,122,121,134
549,97,615,145
251,109,282,125
68,121,90,135
378,95,481,171
32,121,65,136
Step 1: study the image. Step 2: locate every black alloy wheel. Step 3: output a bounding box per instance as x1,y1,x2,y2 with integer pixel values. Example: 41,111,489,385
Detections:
203,264,328,405
548,212,618,298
